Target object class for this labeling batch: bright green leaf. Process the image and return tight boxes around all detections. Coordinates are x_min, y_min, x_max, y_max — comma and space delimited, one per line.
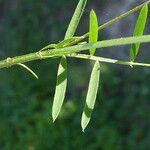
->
52, 56, 67, 122
130, 4, 148, 61
81, 61, 100, 132
89, 10, 99, 55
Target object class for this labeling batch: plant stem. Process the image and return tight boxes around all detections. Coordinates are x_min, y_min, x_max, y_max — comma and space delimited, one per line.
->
0, 35, 150, 69
69, 54, 150, 67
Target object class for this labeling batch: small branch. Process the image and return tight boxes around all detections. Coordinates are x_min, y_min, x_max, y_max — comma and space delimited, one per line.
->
69, 54, 150, 67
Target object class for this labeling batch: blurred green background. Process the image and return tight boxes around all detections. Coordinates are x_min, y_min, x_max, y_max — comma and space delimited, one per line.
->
0, 0, 150, 150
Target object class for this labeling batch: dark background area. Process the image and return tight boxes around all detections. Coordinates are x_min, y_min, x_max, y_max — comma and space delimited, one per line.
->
0, 0, 150, 150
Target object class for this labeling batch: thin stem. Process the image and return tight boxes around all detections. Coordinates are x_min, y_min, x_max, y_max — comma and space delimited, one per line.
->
69, 54, 150, 67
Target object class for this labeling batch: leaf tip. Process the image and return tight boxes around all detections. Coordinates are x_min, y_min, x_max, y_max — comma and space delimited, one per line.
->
53, 119, 56, 123
90, 9, 95, 14
81, 114, 88, 133
52, 114, 57, 123
81, 122, 86, 132
82, 128, 85, 132
35, 75, 39, 79
52, 108, 58, 123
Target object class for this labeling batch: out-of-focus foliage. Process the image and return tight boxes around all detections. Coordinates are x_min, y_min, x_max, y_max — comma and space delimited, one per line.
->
0, 0, 150, 150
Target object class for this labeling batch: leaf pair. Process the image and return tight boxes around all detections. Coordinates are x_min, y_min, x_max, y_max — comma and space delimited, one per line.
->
130, 4, 148, 62
81, 10, 100, 132
52, 0, 87, 122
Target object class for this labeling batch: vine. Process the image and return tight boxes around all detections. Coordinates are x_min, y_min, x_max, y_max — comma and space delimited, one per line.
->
0, 0, 150, 131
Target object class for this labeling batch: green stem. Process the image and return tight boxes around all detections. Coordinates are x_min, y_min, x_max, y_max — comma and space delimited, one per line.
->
0, 35, 150, 69
69, 54, 150, 67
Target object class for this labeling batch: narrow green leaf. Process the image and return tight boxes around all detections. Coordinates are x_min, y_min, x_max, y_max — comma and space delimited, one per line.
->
130, 4, 148, 61
89, 10, 99, 55
65, 0, 87, 39
81, 61, 100, 132
52, 0, 88, 121
52, 56, 67, 122
18, 63, 39, 79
